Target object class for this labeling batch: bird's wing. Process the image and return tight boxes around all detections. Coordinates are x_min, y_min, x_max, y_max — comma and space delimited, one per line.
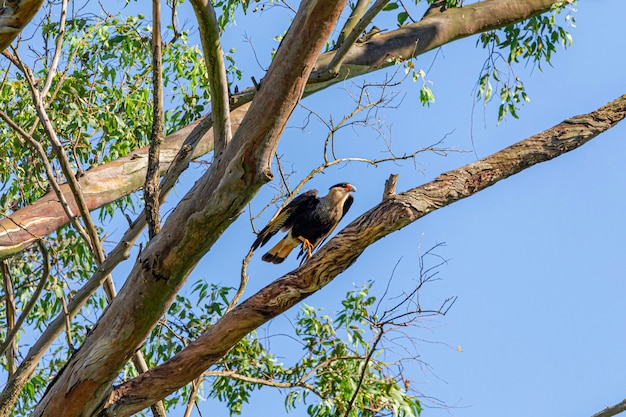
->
341, 194, 354, 220
251, 189, 318, 250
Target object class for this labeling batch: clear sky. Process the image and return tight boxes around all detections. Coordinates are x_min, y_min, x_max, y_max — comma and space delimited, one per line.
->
17, 0, 623, 416
147, 1, 626, 416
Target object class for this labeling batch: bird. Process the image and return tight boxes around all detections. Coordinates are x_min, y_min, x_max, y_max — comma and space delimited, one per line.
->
252, 183, 357, 264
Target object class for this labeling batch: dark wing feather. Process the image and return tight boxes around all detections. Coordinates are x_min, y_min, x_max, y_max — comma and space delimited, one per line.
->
251, 189, 318, 250
341, 194, 354, 220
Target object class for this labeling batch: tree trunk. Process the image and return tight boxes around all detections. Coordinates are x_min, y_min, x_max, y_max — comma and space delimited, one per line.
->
29, 0, 349, 415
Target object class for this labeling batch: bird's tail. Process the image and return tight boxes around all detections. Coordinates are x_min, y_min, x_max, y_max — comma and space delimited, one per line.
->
262, 234, 299, 264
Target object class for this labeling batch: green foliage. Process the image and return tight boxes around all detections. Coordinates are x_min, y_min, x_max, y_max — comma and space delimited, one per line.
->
476, 2, 575, 122
213, 0, 262, 30
286, 284, 421, 417
383, 0, 463, 27
1, 230, 97, 416
134, 282, 420, 416
0, 9, 211, 412
153, 283, 421, 416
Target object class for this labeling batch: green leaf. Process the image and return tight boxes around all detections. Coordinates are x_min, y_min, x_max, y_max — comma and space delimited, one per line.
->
397, 11, 409, 25
383, 2, 399, 10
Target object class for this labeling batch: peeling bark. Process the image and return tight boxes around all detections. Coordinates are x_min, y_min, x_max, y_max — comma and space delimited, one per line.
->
103, 93, 626, 415
0, 0, 45, 51
0, 0, 566, 259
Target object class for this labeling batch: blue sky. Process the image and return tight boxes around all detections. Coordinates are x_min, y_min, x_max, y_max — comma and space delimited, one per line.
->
151, 1, 626, 416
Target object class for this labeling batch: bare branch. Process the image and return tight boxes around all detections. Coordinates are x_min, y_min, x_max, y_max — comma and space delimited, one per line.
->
319, 0, 390, 80
343, 325, 385, 417
182, 377, 202, 417
382, 174, 399, 200
336, 0, 371, 47
18, 52, 105, 264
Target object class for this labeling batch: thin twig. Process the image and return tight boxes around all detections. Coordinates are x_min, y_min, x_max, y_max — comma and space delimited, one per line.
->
58, 291, 74, 352
228, 249, 253, 312
0, 241, 50, 358
343, 325, 384, 417
183, 377, 202, 417
1, 260, 16, 377
41, 0, 69, 96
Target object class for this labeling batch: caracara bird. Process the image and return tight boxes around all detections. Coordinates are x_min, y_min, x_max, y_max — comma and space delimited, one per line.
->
252, 183, 357, 264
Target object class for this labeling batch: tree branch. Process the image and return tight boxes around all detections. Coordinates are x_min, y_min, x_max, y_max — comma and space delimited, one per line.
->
318, 0, 389, 80
105, 93, 626, 415
41, 0, 68, 97
336, 0, 371, 47
145, 0, 165, 239
0, 0, 46, 51
591, 399, 626, 417
190, 0, 232, 155
0, 108, 221, 417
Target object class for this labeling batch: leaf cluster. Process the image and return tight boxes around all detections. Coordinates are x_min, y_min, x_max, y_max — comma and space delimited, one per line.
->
476, 3, 575, 122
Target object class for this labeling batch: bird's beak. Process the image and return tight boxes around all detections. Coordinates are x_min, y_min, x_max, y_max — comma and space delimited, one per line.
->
347, 184, 356, 192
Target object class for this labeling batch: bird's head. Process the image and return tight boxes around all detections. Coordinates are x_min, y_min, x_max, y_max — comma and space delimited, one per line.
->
330, 183, 357, 193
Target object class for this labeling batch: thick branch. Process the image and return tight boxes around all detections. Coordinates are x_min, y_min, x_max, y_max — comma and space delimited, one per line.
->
105, 94, 626, 414
0, 0, 45, 51
336, 0, 371, 47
